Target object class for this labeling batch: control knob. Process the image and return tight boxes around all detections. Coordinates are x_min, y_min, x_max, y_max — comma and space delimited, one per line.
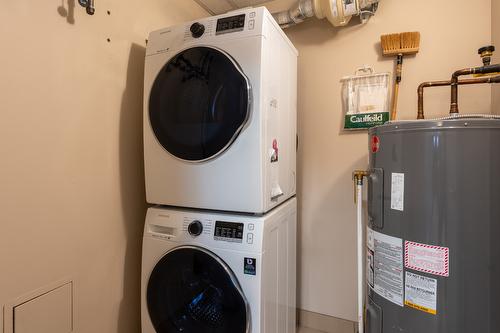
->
188, 220, 203, 236
190, 22, 205, 38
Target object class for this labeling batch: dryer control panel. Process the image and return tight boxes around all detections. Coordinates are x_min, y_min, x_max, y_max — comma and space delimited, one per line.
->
145, 7, 271, 57
216, 14, 246, 35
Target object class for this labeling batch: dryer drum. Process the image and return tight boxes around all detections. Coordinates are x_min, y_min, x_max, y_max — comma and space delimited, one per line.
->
147, 246, 249, 332
149, 46, 251, 162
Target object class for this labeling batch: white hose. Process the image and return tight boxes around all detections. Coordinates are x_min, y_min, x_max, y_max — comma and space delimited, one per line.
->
356, 183, 364, 333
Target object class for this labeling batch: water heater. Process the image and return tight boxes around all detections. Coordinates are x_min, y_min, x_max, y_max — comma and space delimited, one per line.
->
365, 118, 500, 332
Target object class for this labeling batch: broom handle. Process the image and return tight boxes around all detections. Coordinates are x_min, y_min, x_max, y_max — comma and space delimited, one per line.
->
391, 54, 404, 120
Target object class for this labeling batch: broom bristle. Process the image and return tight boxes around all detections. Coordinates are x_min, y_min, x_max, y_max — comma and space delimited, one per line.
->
381, 33, 401, 52
381, 31, 420, 56
401, 32, 420, 49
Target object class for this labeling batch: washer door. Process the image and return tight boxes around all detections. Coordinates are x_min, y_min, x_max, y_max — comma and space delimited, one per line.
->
149, 46, 251, 162
147, 246, 249, 333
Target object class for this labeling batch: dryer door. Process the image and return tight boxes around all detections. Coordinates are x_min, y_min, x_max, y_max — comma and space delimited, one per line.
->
147, 246, 249, 333
149, 46, 251, 162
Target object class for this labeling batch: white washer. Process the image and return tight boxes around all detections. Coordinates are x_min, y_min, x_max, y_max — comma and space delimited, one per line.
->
141, 198, 297, 333
144, 7, 298, 214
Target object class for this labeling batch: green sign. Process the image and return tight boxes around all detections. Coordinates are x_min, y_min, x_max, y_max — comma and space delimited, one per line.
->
344, 112, 390, 129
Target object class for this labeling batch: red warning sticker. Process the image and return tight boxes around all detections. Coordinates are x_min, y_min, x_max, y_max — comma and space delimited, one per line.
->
271, 139, 279, 162
371, 136, 380, 153
405, 241, 449, 277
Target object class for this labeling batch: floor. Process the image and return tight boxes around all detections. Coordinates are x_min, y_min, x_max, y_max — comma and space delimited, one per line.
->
296, 310, 356, 333
298, 327, 323, 333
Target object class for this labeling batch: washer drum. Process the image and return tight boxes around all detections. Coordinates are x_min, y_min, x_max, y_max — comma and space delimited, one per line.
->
366, 118, 500, 333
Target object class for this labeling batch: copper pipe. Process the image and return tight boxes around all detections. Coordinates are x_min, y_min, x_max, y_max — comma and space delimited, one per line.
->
418, 80, 450, 119
450, 64, 500, 114
417, 77, 499, 119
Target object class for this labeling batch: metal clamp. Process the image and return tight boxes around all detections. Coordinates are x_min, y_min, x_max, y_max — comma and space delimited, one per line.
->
78, 0, 95, 15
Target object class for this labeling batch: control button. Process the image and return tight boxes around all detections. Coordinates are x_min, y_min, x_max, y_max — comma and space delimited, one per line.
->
250, 12, 256, 18
190, 22, 205, 38
249, 19, 255, 30
188, 220, 203, 236
247, 233, 254, 244
248, 224, 255, 231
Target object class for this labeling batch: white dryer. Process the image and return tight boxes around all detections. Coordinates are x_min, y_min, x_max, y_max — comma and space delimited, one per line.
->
143, 7, 298, 214
141, 198, 297, 333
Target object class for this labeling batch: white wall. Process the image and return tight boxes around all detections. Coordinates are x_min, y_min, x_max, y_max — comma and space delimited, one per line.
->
266, 0, 492, 321
0, 1, 207, 331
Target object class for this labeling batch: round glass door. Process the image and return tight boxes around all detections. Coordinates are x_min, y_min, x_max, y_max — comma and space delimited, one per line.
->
149, 47, 250, 162
147, 246, 249, 332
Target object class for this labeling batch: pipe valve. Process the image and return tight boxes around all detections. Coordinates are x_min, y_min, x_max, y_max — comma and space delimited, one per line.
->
479, 45, 495, 66
353, 170, 370, 203
78, 0, 95, 15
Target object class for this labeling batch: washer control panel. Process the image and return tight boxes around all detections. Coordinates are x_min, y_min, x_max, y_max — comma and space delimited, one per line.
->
214, 221, 244, 243
182, 217, 213, 237
147, 208, 263, 250
188, 220, 203, 236
190, 22, 205, 38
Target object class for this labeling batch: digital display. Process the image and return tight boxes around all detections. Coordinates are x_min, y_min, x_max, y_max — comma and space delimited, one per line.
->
214, 221, 244, 242
216, 14, 246, 35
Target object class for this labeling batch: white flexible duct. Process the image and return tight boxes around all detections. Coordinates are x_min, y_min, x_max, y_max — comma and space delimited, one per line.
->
273, 0, 379, 28
272, 0, 315, 28
359, 0, 379, 8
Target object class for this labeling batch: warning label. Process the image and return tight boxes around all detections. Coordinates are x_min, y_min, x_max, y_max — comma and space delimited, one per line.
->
367, 227, 374, 251
405, 271, 437, 315
367, 249, 374, 288
391, 173, 405, 211
371, 229, 404, 306
405, 241, 450, 277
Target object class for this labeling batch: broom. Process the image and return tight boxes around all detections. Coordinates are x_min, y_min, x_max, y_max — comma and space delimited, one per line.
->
381, 32, 421, 120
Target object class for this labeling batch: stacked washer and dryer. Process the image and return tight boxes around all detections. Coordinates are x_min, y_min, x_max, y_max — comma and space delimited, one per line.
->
141, 7, 298, 333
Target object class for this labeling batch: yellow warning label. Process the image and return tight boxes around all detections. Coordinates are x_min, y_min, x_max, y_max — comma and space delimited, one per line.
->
404, 271, 438, 315
404, 300, 437, 315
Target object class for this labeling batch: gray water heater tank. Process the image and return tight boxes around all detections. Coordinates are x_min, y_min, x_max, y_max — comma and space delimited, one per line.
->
366, 118, 500, 333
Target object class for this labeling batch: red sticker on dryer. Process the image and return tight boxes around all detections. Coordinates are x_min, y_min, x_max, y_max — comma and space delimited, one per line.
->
271, 139, 279, 162
371, 136, 380, 153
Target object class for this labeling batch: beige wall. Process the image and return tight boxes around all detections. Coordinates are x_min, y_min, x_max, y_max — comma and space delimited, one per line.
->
0, 0, 206, 331
0, 0, 495, 329
493, 0, 500, 114
266, 0, 492, 321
